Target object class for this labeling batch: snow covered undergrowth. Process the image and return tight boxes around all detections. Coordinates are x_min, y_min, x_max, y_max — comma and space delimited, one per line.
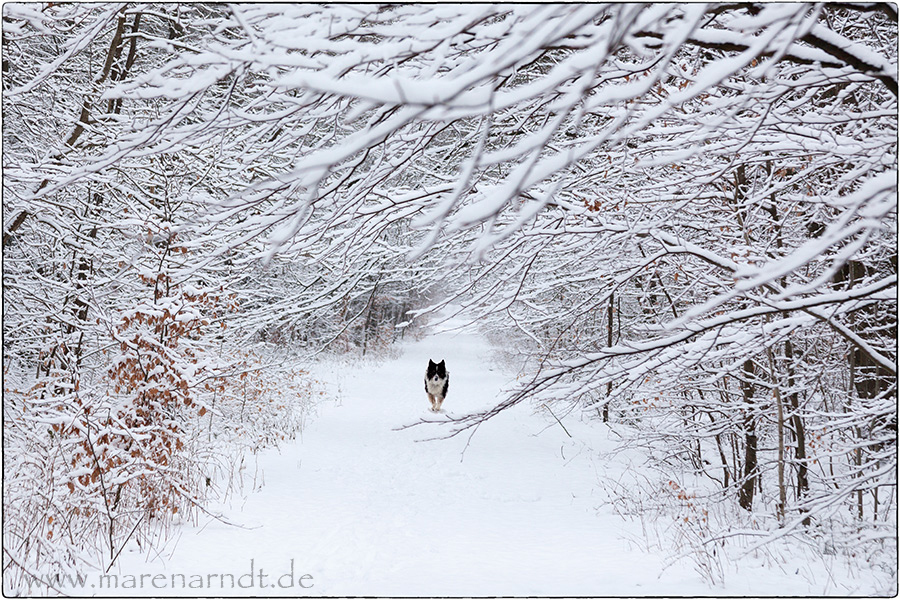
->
59, 316, 889, 596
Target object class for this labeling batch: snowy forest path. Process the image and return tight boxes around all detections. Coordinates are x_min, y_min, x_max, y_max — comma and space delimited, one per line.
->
102, 316, 864, 597
109, 315, 691, 596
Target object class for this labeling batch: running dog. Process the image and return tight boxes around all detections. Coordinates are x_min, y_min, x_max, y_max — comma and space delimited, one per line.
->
425, 359, 449, 412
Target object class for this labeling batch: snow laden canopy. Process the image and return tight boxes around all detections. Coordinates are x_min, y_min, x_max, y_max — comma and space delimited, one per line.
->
2, 2, 896, 588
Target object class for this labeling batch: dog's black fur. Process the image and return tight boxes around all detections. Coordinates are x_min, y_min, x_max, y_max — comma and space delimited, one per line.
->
425, 359, 449, 411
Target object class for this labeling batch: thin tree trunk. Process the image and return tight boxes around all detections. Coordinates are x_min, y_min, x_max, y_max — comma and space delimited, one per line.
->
361, 278, 380, 357
738, 359, 758, 512
784, 338, 810, 523
700, 395, 731, 488
764, 343, 786, 523
603, 292, 613, 422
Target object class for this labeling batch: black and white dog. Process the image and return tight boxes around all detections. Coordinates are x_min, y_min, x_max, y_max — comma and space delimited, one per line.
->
425, 359, 449, 412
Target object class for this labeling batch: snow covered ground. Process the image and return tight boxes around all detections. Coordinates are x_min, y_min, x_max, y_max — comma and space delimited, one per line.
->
64, 315, 887, 596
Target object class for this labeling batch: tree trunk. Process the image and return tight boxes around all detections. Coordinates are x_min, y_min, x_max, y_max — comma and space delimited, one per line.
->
738, 359, 758, 511
765, 344, 787, 523
784, 338, 810, 523
603, 292, 613, 422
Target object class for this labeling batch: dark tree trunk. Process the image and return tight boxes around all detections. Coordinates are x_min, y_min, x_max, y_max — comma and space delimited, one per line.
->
603, 292, 613, 422
784, 339, 810, 512
739, 359, 758, 511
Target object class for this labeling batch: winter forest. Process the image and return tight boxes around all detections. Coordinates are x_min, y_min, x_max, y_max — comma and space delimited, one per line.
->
2, 3, 897, 596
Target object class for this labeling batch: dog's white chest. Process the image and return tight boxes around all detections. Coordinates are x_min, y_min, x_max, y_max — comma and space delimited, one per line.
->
425, 376, 447, 396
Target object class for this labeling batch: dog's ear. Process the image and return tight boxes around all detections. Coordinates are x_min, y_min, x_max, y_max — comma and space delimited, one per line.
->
428, 359, 435, 367
438, 360, 445, 368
